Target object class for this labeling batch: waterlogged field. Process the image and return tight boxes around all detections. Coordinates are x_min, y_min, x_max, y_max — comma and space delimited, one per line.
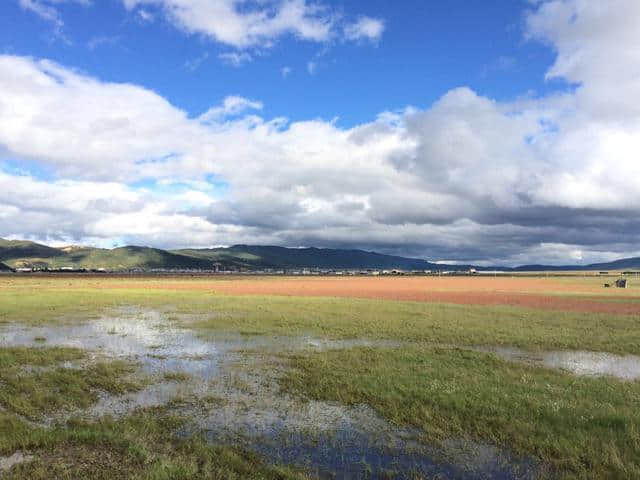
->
0, 275, 639, 479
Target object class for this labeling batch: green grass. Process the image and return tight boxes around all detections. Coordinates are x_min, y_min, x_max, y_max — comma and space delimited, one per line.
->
0, 347, 141, 419
2, 283, 639, 353
282, 346, 640, 479
162, 372, 191, 382
188, 295, 640, 354
0, 409, 307, 480
0, 346, 85, 367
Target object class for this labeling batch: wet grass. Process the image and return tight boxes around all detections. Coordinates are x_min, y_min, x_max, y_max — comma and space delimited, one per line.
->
1, 278, 639, 354
0, 346, 85, 367
0, 345, 307, 478
162, 372, 191, 382
2, 277, 640, 478
188, 296, 640, 354
0, 347, 141, 420
282, 346, 640, 479
0, 408, 308, 479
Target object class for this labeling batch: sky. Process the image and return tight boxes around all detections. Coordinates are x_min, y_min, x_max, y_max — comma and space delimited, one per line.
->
0, 0, 639, 266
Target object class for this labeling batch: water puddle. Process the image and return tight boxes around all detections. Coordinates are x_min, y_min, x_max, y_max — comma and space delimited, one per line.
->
478, 346, 640, 380
189, 355, 539, 479
0, 309, 542, 479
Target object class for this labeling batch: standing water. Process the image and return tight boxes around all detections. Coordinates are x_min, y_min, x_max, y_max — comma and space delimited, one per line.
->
0, 309, 543, 479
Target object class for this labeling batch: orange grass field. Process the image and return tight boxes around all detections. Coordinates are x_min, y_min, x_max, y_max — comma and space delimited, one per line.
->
17, 274, 638, 316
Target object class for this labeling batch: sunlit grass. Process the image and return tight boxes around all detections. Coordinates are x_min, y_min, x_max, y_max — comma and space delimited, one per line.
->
1, 276, 640, 479
1, 279, 639, 353
0, 347, 141, 420
283, 346, 640, 479
0, 409, 308, 479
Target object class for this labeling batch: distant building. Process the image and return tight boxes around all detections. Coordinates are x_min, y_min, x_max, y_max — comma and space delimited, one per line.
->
615, 279, 628, 288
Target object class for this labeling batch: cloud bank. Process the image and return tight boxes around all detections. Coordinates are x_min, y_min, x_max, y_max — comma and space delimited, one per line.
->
2, 0, 640, 265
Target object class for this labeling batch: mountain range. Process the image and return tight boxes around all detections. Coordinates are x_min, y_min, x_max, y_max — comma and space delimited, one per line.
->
0, 238, 639, 273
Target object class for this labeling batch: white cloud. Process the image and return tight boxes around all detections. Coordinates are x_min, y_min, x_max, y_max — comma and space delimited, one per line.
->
2, 0, 640, 263
122, 0, 334, 48
344, 16, 385, 42
281, 66, 292, 78
198, 95, 263, 122
120, 0, 384, 49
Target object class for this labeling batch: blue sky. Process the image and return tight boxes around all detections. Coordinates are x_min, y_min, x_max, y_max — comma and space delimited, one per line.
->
1, 0, 561, 125
1, 0, 639, 265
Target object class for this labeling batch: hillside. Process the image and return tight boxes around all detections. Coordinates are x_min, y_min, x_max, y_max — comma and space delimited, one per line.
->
174, 245, 443, 270
0, 239, 64, 262
0, 239, 218, 271
0, 262, 13, 272
41, 246, 216, 270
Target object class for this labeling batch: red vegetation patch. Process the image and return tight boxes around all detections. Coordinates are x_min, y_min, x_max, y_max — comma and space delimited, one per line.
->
107, 276, 640, 315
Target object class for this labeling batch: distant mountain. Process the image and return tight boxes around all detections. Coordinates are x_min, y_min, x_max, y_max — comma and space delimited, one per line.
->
174, 245, 445, 270
1, 238, 639, 272
584, 257, 640, 271
514, 257, 640, 272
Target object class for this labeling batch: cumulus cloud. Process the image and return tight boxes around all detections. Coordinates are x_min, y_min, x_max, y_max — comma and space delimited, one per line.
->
2, 0, 640, 264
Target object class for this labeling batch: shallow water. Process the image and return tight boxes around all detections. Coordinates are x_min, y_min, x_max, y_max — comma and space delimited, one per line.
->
0, 309, 542, 479
479, 346, 640, 380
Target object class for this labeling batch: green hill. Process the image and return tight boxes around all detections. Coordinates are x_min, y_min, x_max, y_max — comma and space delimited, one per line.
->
0, 239, 218, 271
42, 246, 216, 270
0, 239, 64, 263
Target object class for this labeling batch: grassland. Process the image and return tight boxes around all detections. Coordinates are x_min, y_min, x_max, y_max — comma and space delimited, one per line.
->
2, 277, 639, 354
283, 346, 640, 479
0, 275, 639, 479
0, 346, 140, 420
1, 410, 306, 479
0, 343, 305, 479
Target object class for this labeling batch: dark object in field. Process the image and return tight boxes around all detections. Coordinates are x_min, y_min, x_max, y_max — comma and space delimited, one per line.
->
604, 283, 611, 288
615, 279, 628, 288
